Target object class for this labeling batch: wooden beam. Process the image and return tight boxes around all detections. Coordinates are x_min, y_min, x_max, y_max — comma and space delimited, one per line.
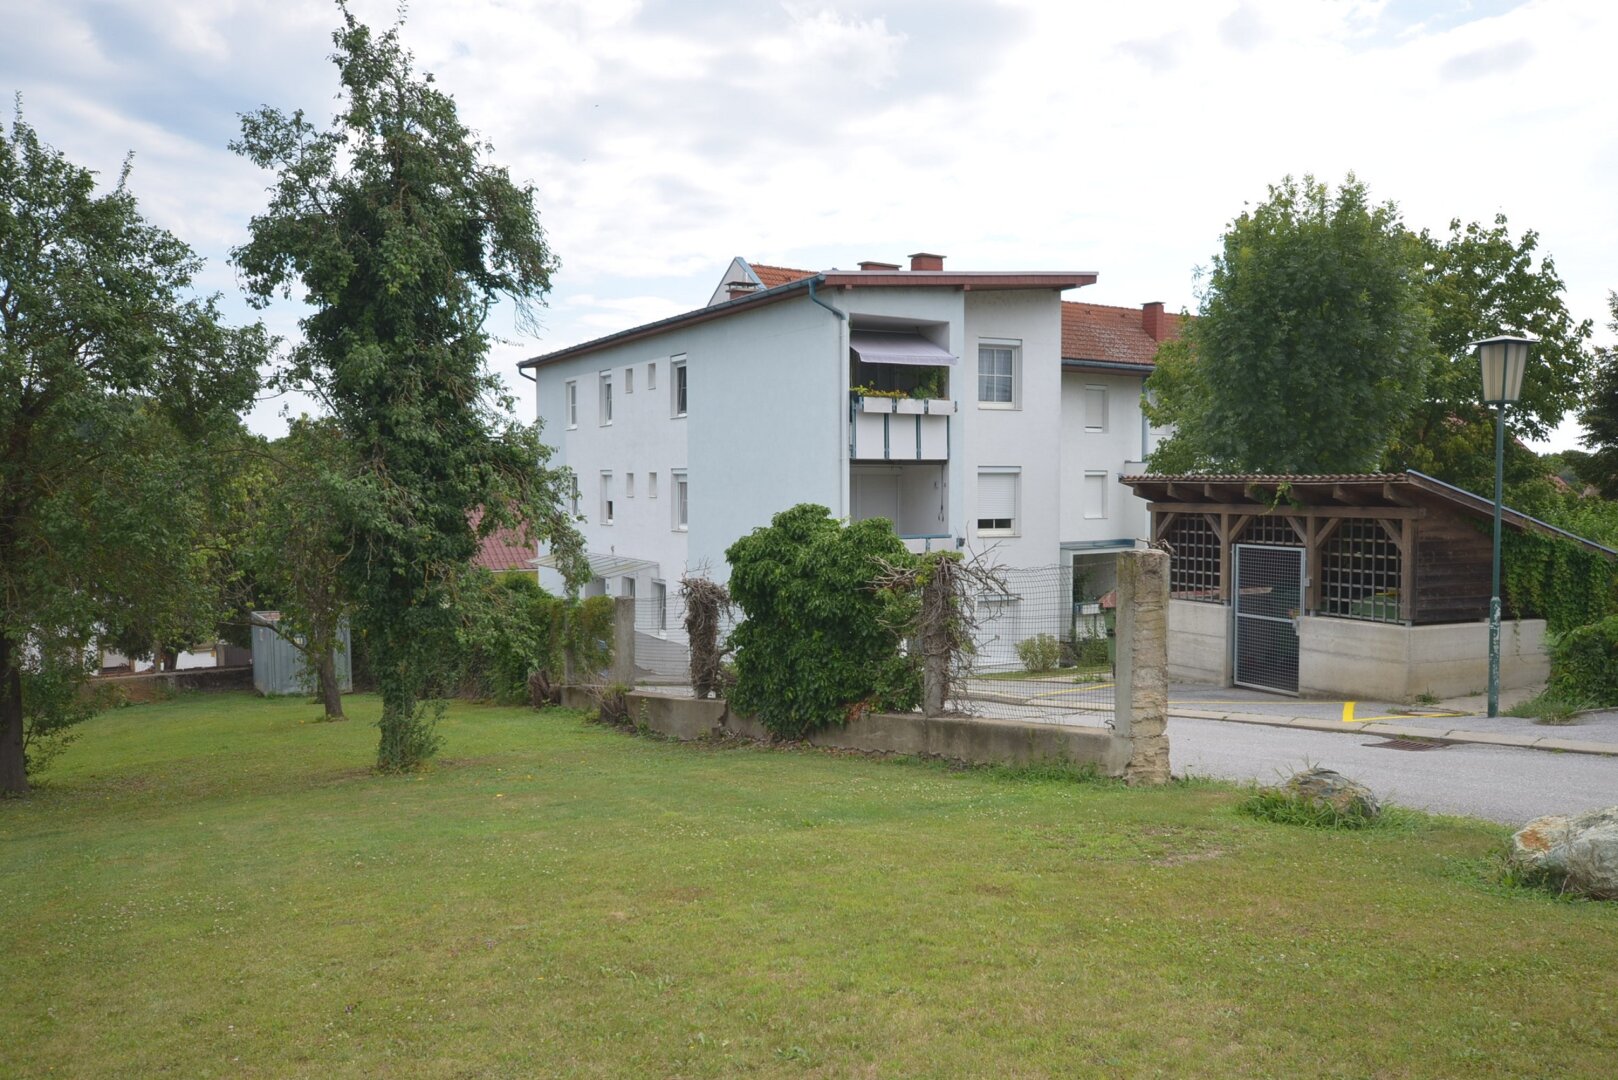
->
1146, 502, 1425, 520
1217, 513, 1231, 603
1153, 511, 1179, 542
1400, 518, 1416, 624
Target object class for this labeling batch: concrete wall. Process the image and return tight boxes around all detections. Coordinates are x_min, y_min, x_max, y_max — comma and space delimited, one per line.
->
1168, 599, 1230, 684
1298, 616, 1549, 700
577, 689, 1132, 774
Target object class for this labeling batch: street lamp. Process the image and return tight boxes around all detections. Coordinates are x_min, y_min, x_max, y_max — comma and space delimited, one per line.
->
1475, 334, 1535, 718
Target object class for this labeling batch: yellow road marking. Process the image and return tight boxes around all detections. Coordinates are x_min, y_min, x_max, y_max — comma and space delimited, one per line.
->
1342, 701, 1357, 723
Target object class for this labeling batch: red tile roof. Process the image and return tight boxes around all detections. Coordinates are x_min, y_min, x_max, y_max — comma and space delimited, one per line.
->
1061, 302, 1185, 367
749, 263, 816, 289
470, 509, 537, 574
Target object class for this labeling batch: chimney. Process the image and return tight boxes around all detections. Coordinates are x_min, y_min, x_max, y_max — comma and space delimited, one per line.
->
727, 282, 760, 301
908, 252, 945, 272
858, 260, 901, 271
1142, 301, 1166, 341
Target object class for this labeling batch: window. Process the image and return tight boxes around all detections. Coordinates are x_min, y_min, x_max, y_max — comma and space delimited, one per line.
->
1083, 471, 1108, 519
672, 470, 689, 531
977, 342, 1018, 407
625, 366, 634, 394
599, 372, 613, 425
672, 358, 688, 417
648, 471, 658, 498
976, 469, 1018, 534
565, 380, 578, 428
600, 471, 614, 524
626, 472, 636, 498
652, 580, 668, 631
1084, 385, 1107, 433
622, 576, 636, 598
648, 362, 657, 390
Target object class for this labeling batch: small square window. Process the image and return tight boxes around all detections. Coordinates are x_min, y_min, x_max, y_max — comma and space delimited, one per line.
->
648, 362, 657, 390
625, 366, 634, 394
648, 471, 658, 498
626, 472, 636, 498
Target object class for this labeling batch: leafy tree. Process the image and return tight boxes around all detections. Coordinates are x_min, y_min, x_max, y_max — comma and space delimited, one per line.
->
1, 107, 265, 794
1146, 175, 1433, 473
1577, 292, 1618, 498
231, 9, 585, 771
725, 504, 920, 738
241, 418, 354, 719
1384, 216, 1594, 492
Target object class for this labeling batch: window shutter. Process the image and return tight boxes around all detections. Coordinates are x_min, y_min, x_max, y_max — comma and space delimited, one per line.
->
978, 471, 1017, 521
1085, 386, 1106, 431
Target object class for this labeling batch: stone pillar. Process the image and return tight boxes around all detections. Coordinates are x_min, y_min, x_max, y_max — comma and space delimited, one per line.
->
1116, 549, 1170, 786
609, 596, 636, 687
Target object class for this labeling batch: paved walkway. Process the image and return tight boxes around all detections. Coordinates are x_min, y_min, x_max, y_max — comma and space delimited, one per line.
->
1166, 682, 1618, 757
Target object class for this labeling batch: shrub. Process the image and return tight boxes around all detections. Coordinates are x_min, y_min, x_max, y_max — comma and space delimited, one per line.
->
1546, 615, 1618, 708
1016, 633, 1061, 674
1238, 787, 1382, 830
726, 504, 920, 738
455, 574, 615, 703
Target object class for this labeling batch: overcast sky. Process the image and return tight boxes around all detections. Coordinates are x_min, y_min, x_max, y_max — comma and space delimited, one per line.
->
6, 0, 1615, 450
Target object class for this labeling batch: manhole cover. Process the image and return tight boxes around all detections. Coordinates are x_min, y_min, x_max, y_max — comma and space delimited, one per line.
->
1364, 738, 1449, 751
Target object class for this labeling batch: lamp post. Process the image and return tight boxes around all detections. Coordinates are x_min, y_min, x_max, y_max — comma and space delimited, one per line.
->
1475, 334, 1535, 718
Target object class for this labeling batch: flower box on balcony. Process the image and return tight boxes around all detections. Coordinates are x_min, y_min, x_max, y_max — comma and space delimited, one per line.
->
859, 396, 895, 414
895, 398, 926, 415
923, 399, 956, 415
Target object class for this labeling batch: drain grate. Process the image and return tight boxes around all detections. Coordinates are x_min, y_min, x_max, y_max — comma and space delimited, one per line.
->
1365, 738, 1449, 752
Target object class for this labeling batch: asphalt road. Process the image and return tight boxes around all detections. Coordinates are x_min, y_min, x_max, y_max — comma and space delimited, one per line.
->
1170, 717, 1618, 825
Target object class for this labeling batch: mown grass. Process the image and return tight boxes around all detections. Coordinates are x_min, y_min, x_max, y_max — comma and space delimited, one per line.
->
4, 692, 1617, 1078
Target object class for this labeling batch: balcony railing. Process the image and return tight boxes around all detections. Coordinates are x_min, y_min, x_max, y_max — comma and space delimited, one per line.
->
850, 394, 955, 461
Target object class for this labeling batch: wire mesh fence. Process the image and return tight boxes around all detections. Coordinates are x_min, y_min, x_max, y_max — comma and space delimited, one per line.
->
626, 561, 1120, 728
953, 564, 1116, 728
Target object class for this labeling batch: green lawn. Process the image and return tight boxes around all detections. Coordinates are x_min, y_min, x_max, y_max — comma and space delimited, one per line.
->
4, 693, 1616, 1078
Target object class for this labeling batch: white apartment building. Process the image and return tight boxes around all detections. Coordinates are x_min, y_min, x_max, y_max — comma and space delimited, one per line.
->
519, 253, 1181, 624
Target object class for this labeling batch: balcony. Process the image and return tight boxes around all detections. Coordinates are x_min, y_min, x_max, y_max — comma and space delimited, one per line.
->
850, 394, 955, 461
851, 461, 948, 544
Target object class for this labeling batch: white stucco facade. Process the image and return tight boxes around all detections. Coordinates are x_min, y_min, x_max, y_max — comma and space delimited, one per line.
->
527, 265, 1155, 600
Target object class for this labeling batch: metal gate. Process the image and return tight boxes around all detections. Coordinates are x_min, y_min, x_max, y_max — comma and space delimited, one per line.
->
1233, 544, 1304, 694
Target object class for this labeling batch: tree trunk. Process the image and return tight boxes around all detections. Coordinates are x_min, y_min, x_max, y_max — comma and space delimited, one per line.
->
317, 649, 345, 720
0, 634, 29, 797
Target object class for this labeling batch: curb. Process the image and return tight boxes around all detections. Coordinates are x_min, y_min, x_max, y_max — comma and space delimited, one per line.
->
1168, 707, 1618, 758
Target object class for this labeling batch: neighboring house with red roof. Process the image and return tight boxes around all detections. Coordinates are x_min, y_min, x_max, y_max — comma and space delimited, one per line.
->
520, 252, 1183, 660
470, 508, 539, 580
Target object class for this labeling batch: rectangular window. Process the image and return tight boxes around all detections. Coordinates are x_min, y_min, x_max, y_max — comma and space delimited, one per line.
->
978, 342, 1018, 407
976, 468, 1018, 535
672, 470, 689, 531
648, 362, 657, 390
652, 580, 667, 631
672, 358, 688, 417
625, 366, 634, 394
1084, 385, 1107, 433
1083, 471, 1108, 519
626, 472, 636, 498
565, 380, 578, 429
600, 471, 614, 525
599, 372, 613, 425
648, 471, 658, 498
622, 576, 636, 598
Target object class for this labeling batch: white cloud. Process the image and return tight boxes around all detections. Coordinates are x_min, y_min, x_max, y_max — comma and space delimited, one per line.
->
5, 0, 1613, 452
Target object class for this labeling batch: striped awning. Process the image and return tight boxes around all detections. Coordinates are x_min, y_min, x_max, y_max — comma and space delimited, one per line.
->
850, 331, 957, 366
